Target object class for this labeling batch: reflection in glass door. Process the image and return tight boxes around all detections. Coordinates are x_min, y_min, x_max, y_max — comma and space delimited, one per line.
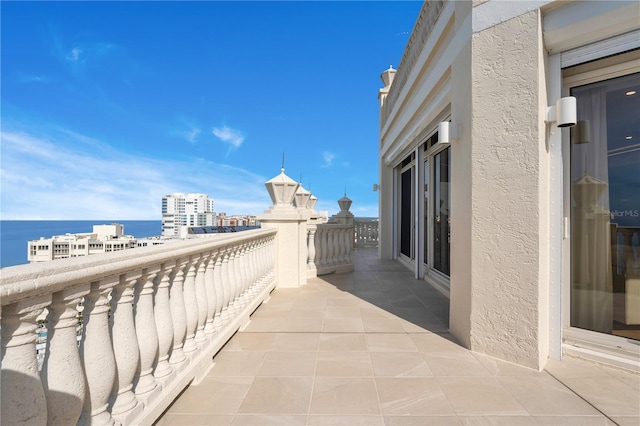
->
570, 71, 639, 341
424, 159, 429, 267
434, 148, 450, 275
399, 154, 415, 260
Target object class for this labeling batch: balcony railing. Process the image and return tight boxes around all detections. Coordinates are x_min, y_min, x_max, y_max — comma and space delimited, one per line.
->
307, 223, 354, 276
1, 228, 277, 426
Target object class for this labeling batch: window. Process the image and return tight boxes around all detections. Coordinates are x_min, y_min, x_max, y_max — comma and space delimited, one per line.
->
567, 62, 639, 341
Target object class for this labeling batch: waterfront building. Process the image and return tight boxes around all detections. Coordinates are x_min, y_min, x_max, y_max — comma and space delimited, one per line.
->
161, 193, 216, 238
378, 0, 639, 371
28, 223, 138, 262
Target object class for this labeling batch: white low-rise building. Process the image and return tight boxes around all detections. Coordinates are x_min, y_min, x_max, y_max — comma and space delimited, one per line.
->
28, 223, 138, 262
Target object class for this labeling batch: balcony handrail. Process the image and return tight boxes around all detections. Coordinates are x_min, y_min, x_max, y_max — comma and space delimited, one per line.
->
1, 229, 275, 306
1, 228, 277, 426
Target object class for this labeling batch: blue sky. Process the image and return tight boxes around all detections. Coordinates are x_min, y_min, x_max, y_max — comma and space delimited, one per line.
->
1, 1, 421, 220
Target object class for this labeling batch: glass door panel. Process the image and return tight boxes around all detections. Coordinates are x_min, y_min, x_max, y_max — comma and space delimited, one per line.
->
433, 147, 450, 275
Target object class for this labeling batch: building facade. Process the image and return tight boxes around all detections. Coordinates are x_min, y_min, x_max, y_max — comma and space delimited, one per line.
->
162, 193, 216, 238
28, 223, 137, 262
378, 0, 639, 371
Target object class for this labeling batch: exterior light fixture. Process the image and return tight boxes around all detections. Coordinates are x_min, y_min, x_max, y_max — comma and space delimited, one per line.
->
437, 121, 460, 144
546, 96, 577, 128
626, 91, 636, 96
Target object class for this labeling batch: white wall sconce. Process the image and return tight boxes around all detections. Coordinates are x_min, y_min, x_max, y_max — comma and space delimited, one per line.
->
438, 121, 461, 144
546, 96, 577, 128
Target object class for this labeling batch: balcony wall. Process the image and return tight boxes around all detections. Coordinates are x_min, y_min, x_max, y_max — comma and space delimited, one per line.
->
1, 228, 277, 426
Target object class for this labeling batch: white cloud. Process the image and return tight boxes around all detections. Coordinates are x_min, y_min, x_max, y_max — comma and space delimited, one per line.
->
0, 129, 270, 220
322, 151, 336, 168
212, 125, 244, 150
66, 48, 82, 62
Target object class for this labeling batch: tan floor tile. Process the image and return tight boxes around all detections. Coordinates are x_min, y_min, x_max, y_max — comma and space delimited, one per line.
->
164, 376, 253, 414
319, 333, 368, 351
249, 306, 290, 318
438, 377, 529, 415
458, 416, 538, 425
257, 351, 318, 376
238, 377, 314, 414
498, 375, 601, 416
376, 377, 454, 415
472, 353, 544, 377
221, 333, 277, 351
280, 317, 324, 332
544, 358, 615, 378
241, 317, 285, 332
531, 416, 613, 425
326, 297, 361, 308
423, 352, 492, 377
561, 377, 640, 416
271, 333, 320, 351
322, 318, 365, 332
316, 351, 373, 377
310, 377, 381, 415
307, 415, 385, 425
360, 307, 395, 319
410, 333, 467, 354
287, 308, 325, 319
384, 416, 461, 425
370, 351, 433, 377
292, 298, 327, 310
209, 351, 266, 377
610, 416, 640, 426
231, 414, 308, 425
156, 414, 235, 425
362, 317, 406, 333
365, 333, 419, 352
324, 307, 361, 319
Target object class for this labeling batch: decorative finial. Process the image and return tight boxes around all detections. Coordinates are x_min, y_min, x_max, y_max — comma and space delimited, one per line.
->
344, 186, 347, 196
281, 152, 285, 173
299, 172, 302, 184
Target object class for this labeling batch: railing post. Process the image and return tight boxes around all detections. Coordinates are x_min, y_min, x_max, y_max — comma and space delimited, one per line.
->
42, 286, 88, 425
1, 296, 50, 426
133, 268, 160, 403
204, 251, 218, 336
182, 257, 198, 354
109, 272, 142, 423
80, 279, 117, 426
194, 254, 208, 345
154, 262, 175, 381
169, 258, 188, 368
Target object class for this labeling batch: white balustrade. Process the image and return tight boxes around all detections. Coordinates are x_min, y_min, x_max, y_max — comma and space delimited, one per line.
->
1, 228, 277, 426
308, 224, 354, 277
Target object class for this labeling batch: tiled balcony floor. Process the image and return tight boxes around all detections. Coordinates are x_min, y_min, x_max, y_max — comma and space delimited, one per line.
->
157, 249, 640, 426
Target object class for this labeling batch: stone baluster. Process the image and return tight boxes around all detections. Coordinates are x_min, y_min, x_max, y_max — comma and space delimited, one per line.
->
42, 286, 88, 425
219, 248, 232, 325
133, 268, 159, 399
169, 258, 188, 367
182, 257, 198, 354
80, 280, 117, 426
212, 251, 225, 331
154, 262, 175, 380
256, 238, 267, 287
1, 296, 50, 425
327, 229, 335, 266
233, 244, 246, 308
307, 227, 317, 271
339, 228, 347, 263
320, 229, 328, 267
227, 247, 239, 316
204, 251, 218, 336
239, 243, 251, 304
109, 272, 141, 423
194, 254, 208, 345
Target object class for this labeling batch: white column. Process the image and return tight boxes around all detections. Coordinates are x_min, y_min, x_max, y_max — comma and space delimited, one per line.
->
169, 258, 188, 367
133, 268, 159, 398
182, 257, 198, 354
42, 286, 88, 425
204, 251, 218, 336
154, 262, 175, 380
1, 296, 50, 426
109, 272, 141, 422
194, 254, 208, 345
80, 280, 117, 426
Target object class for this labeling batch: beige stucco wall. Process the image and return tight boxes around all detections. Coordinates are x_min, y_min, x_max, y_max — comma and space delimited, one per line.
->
459, 8, 548, 370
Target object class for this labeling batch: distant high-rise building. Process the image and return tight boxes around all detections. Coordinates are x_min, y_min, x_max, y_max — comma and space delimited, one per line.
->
162, 193, 215, 238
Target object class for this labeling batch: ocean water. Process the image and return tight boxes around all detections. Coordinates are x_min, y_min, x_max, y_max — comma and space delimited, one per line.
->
0, 220, 162, 268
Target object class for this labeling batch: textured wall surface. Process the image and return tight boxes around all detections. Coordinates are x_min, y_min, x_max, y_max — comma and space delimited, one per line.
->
467, 9, 546, 369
